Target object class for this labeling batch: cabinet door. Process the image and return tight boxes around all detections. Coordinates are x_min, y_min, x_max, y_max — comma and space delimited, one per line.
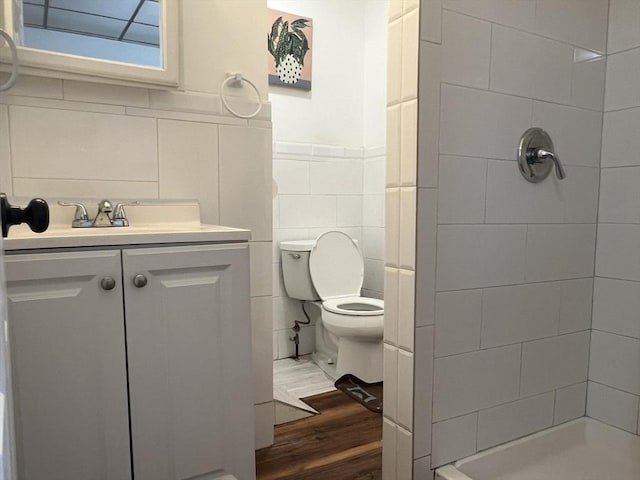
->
4, 250, 131, 480
123, 243, 254, 480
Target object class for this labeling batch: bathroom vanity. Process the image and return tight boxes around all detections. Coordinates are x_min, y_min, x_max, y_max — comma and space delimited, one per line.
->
2, 203, 255, 480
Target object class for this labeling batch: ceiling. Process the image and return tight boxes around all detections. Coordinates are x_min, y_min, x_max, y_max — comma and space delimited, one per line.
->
22, 0, 160, 47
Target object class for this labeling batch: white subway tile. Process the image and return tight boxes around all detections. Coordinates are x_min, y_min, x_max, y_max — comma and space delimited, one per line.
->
390, 0, 403, 21
396, 426, 413, 480
524, 224, 596, 282
558, 278, 593, 335
388, 19, 403, 105
148, 90, 223, 115
608, 0, 640, 54
440, 85, 532, 161
0, 105, 11, 195
363, 195, 385, 228
436, 225, 527, 291
435, 290, 482, 357
477, 392, 554, 450
432, 413, 477, 467
433, 345, 521, 421
251, 297, 273, 405
273, 160, 309, 195
219, 126, 272, 240
364, 158, 386, 195
441, 11, 491, 89
309, 161, 363, 195
443, 0, 535, 31
10, 75, 63, 99
534, 0, 608, 53
532, 101, 603, 168
590, 331, 640, 395
383, 419, 398, 480
385, 345, 400, 422
491, 26, 573, 104
587, 382, 640, 433
158, 120, 219, 225
571, 57, 606, 111
397, 350, 414, 431
363, 259, 385, 298
593, 277, 640, 339
13, 178, 158, 200
386, 188, 400, 267
554, 382, 587, 425
402, 10, 420, 101
398, 270, 416, 351
337, 196, 363, 227
599, 167, 640, 222
520, 331, 590, 396
481, 283, 560, 349
362, 226, 385, 260
10, 106, 157, 182
64, 80, 149, 107
415, 188, 437, 326
399, 187, 417, 270
413, 456, 432, 479
401, 100, 418, 186
596, 224, 640, 281
605, 50, 640, 111
486, 162, 599, 224
414, 326, 434, 458
418, 41, 441, 188
438, 156, 487, 224
388, 105, 402, 187
385, 268, 400, 345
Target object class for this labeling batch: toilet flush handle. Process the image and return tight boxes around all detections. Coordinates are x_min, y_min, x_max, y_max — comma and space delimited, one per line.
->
288, 253, 301, 260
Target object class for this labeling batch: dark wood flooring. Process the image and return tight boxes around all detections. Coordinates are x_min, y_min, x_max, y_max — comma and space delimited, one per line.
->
255, 390, 382, 480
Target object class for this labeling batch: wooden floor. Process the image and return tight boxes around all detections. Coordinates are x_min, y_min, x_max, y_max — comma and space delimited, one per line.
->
256, 390, 382, 480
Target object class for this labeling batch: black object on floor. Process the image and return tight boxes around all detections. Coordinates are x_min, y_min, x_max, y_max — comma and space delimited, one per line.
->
334, 374, 383, 414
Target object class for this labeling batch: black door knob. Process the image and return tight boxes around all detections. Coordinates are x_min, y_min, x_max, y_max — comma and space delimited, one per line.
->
1, 194, 50, 238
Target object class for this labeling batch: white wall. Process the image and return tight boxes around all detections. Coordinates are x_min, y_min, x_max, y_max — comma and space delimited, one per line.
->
0, 0, 275, 449
410, 0, 608, 474
269, 0, 387, 359
589, 0, 640, 437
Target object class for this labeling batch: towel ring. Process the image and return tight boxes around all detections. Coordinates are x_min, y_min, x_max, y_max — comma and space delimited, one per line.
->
220, 73, 263, 119
0, 29, 19, 92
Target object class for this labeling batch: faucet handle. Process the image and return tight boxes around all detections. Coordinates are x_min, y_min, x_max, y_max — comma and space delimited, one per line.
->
58, 201, 92, 228
112, 201, 139, 227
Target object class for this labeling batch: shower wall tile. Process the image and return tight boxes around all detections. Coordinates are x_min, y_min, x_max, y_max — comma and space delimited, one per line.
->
491, 25, 573, 104
383, 267, 400, 342
397, 350, 415, 430
571, 57, 606, 111
558, 278, 593, 335
593, 277, 640, 339
417, 41, 441, 189
388, 18, 403, 105
554, 382, 587, 425
434, 290, 482, 357
385, 345, 400, 422
402, 9, 420, 101
442, 0, 535, 31
534, 0, 608, 53
599, 167, 640, 223
386, 188, 401, 266
438, 155, 486, 224
520, 331, 590, 396
432, 413, 477, 467
383, 418, 399, 480
440, 85, 532, 160
596, 224, 640, 282
608, 0, 640, 54
398, 270, 416, 351
433, 344, 521, 421
602, 108, 640, 166
476, 392, 554, 450
415, 188, 437, 327
590, 331, 640, 395
399, 187, 417, 269
401, 100, 418, 186
387, 104, 402, 186
587, 382, 640, 434
414, 326, 434, 458
441, 11, 491, 89
396, 426, 414, 479
605, 49, 640, 111
420, 0, 441, 43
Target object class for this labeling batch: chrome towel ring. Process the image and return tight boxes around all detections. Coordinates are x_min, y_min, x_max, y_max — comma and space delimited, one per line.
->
220, 72, 263, 119
0, 29, 19, 92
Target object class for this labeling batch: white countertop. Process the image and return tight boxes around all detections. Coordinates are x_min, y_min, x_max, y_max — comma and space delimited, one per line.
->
3, 200, 251, 250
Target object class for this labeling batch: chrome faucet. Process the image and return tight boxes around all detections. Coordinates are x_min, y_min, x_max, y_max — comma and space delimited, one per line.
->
59, 200, 138, 228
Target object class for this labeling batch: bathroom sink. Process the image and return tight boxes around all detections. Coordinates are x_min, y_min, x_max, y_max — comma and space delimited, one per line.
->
4, 200, 250, 250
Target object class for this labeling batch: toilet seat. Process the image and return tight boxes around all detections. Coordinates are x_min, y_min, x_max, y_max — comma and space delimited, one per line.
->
322, 296, 383, 316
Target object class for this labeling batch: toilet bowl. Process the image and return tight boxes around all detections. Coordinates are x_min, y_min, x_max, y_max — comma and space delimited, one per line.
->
280, 231, 384, 383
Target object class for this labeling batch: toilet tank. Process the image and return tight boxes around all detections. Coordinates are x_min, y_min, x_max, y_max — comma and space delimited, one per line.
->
280, 240, 320, 301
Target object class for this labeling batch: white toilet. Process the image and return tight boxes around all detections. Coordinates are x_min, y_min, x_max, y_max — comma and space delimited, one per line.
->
280, 231, 384, 383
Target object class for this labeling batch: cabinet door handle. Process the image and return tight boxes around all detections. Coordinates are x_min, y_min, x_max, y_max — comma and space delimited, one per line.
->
100, 276, 116, 291
132, 274, 148, 288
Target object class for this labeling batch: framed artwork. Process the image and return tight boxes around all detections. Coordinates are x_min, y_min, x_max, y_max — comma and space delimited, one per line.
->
267, 9, 313, 90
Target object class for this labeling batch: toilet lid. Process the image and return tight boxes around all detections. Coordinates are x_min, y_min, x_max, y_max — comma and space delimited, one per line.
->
309, 231, 363, 300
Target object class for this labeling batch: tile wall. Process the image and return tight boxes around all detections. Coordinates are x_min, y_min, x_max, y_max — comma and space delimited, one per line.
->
415, 0, 608, 474
271, 143, 385, 359
590, 0, 640, 437
384, 0, 421, 478
0, 0, 275, 450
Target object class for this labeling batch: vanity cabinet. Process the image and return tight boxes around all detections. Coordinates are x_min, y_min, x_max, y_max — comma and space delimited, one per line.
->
4, 242, 254, 480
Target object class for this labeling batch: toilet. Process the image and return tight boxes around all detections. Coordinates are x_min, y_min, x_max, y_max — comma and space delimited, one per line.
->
280, 231, 384, 383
